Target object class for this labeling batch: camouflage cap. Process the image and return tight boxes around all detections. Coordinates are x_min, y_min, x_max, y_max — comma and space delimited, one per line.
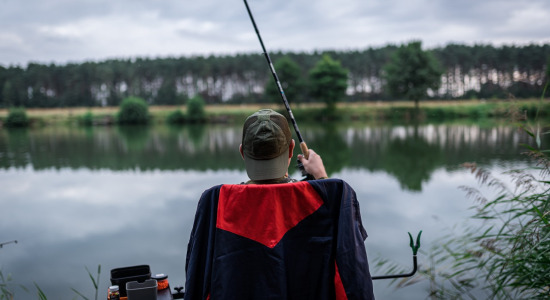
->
241, 109, 292, 180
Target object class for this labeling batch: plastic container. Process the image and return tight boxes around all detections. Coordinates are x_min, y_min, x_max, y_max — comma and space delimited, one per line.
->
108, 285, 120, 300
126, 279, 158, 300
110, 265, 151, 297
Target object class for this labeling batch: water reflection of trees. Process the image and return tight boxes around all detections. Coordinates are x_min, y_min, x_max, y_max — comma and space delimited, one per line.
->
0, 123, 537, 191
306, 123, 534, 191
306, 123, 351, 175
382, 128, 443, 191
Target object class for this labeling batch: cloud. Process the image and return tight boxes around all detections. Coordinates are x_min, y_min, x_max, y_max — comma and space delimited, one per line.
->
0, 0, 549, 66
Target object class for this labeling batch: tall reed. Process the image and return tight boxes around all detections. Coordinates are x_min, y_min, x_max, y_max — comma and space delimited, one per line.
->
375, 89, 550, 299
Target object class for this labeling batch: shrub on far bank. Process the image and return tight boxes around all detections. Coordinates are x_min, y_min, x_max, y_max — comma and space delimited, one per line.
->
78, 111, 94, 126
166, 109, 186, 124
5, 107, 29, 127
117, 97, 149, 124
187, 95, 206, 123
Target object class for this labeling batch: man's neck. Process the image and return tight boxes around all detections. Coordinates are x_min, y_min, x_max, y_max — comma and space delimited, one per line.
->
244, 175, 296, 185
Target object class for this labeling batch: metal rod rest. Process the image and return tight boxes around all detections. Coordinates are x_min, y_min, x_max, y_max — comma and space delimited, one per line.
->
372, 255, 418, 280
372, 231, 422, 280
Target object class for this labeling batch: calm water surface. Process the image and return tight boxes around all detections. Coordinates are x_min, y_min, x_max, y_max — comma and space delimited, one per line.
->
0, 122, 539, 299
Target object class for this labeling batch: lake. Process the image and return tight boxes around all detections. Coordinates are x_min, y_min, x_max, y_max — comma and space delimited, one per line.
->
0, 121, 540, 299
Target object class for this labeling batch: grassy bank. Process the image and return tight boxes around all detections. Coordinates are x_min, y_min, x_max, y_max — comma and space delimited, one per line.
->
0, 99, 548, 126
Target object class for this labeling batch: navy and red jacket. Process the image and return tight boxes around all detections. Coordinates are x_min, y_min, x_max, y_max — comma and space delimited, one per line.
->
184, 178, 375, 300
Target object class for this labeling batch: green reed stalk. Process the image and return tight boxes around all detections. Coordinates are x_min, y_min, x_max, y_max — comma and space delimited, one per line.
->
72, 265, 101, 300
374, 98, 550, 299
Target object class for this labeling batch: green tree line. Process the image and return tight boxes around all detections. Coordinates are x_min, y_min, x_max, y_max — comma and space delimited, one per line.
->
1, 43, 548, 108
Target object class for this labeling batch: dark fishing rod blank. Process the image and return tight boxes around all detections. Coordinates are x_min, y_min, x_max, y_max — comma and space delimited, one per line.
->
243, 0, 310, 159
0, 240, 17, 248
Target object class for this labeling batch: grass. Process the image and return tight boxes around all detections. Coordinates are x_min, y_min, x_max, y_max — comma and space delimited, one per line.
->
373, 133, 550, 299
71, 265, 101, 300
0, 265, 101, 300
0, 99, 547, 127
372, 90, 550, 299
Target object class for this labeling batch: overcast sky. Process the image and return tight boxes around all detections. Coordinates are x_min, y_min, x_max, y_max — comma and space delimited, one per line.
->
1, 0, 550, 67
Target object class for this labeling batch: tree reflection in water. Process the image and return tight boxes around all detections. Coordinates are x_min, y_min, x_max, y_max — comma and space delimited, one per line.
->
381, 127, 443, 191
0, 122, 540, 191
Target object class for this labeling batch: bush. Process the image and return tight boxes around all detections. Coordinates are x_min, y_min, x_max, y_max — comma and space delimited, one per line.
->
79, 111, 94, 126
5, 107, 29, 127
166, 109, 186, 124
117, 97, 149, 124
187, 95, 206, 123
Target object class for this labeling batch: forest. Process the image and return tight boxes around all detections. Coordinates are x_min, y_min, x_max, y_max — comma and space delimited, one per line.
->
0, 43, 549, 108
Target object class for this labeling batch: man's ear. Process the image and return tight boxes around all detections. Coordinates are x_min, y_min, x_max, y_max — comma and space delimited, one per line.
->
288, 139, 295, 158
239, 144, 245, 160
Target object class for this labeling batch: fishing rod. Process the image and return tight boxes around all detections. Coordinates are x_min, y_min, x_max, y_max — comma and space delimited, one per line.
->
243, 0, 310, 161
243, 0, 421, 281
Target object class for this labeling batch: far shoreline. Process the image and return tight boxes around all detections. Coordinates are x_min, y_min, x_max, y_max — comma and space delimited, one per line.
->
0, 98, 548, 127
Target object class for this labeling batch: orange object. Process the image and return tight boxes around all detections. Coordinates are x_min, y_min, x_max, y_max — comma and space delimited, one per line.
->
157, 278, 169, 290
152, 273, 169, 290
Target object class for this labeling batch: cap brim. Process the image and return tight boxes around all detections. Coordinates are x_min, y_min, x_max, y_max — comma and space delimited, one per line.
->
243, 148, 289, 180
